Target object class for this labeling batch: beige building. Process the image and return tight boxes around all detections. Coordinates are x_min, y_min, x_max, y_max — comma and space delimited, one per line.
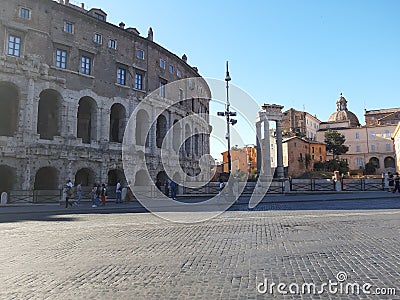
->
0, 0, 211, 197
392, 122, 400, 173
316, 94, 396, 174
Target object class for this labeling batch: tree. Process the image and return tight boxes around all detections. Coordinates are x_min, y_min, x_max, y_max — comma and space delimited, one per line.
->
324, 130, 349, 159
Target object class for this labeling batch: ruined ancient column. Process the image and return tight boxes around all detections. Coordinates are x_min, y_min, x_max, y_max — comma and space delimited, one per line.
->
275, 120, 284, 178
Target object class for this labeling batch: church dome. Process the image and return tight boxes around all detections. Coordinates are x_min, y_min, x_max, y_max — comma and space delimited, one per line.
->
328, 93, 360, 127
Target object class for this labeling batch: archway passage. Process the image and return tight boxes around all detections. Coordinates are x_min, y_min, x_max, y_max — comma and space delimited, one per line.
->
108, 169, 125, 186
34, 167, 59, 190
136, 109, 150, 146
369, 157, 380, 169
77, 97, 98, 144
134, 170, 150, 186
384, 156, 395, 169
75, 168, 96, 186
37, 89, 61, 140
156, 115, 167, 148
109, 104, 126, 143
172, 119, 181, 153
0, 82, 19, 137
0, 165, 15, 194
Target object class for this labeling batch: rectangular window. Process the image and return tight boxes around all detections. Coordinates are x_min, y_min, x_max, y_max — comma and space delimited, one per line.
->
94, 33, 102, 44
357, 158, 363, 166
385, 130, 390, 138
386, 144, 391, 152
169, 65, 174, 73
160, 79, 166, 97
20, 7, 31, 19
137, 49, 144, 60
95, 13, 105, 21
177, 69, 181, 78
108, 39, 116, 49
117, 67, 126, 85
160, 59, 165, 69
370, 131, 375, 138
81, 56, 91, 75
56, 49, 67, 69
179, 89, 184, 101
64, 21, 74, 33
371, 145, 376, 152
356, 145, 361, 152
8, 35, 21, 57
355, 132, 360, 139
135, 73, 143, 90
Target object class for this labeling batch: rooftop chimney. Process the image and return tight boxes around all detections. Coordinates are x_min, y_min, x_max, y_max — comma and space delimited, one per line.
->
119, 22, 125, 29
147, 27, 153, 41
81, 3, 84, 9
182, 54, 187, 62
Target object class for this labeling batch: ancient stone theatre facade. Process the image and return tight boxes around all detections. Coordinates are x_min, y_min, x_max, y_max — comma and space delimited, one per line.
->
0, 0, 211, 197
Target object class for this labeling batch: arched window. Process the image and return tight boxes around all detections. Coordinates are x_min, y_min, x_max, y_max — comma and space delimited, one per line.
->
156, 115, 167, 148
37, 89, 62, 140
77, 96, 98, 143
109, 104, 126, 143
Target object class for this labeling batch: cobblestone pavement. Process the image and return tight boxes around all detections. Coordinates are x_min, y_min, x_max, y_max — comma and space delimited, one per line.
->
0, 199, 399, 299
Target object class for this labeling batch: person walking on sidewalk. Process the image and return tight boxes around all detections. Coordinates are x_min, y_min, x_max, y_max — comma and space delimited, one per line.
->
101, 183, 107, 206
64, 180, 73, 208
91, 184, 97, 208
388, 173, 394, 192
76, 182, 82, 206
393, 173, 400, 193
115, 180, 122, 203
170, 180, 177, 200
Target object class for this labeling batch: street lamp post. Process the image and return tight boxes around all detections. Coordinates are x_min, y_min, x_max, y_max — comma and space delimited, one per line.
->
217, 61, 237, 175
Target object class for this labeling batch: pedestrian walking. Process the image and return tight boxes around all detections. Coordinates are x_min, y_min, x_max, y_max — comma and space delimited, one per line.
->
95, 183, 101, 205
170, 180, 177, 200
164, 180, 170, 197
218, 179, 225, 197
101, 183, 107, 205
91, 184, 97, 208
393, 173, 400, 193
64, 180, 73, 208
156, 179, 162, 191
388, 173, 394, 192
115, 180, 122, 203
76, 182, 82, 206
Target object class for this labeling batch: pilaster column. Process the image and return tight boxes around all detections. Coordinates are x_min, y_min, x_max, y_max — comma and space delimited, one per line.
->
276, 120, 284, 178
263, 120, 272, 177
256, 121, 262, 175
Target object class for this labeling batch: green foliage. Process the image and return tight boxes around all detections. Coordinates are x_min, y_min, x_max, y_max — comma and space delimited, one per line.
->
313, 161, 324, 171
325, 158, 349, 174
305, 154, 311, 169
324, 130, 349, 159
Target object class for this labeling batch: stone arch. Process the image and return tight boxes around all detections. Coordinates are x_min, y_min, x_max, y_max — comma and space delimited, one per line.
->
185, 124, 191, 156
34, 167, 59, 190
107, 169, 125, 186
109, 103, 126, 143
156, 114, 167, 148
37, 89, 62, 140
172, 119, 181, 153
0, 82, 19, 137
77, 96, 98, 144
0, 165, 16, 194
369, 157, 380, 169
156, 171, 168, 185
134, 170, 149, 186
384, 156, 395, 169
135, 109, 150, 146
75, 168, 96, 186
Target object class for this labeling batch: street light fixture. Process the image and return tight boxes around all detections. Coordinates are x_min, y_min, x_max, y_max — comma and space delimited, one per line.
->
217, 61, 237, 175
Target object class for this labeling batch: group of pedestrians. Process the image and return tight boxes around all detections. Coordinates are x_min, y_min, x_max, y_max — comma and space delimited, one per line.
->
156, 179, 177, 200
388, 172, 400, 193
64, 179, 124, 208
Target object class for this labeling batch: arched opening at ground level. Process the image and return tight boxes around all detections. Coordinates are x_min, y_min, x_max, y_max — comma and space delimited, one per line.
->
0, 165, 15, 194
75, 168, 96, 187
384, 156, 395, 169
34, 167, 59, 190
108, 169, 125, 186
37, 89, 62, 140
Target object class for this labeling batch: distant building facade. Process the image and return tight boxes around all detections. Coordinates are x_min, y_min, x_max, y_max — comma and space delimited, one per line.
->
392, 122, 400, 173
316, 94, 396, 174
365, 108, 400, 126
283, 137, 326, 177
221, 145, 257, 175
282, 108, 321, 140
0, 0, 211, 196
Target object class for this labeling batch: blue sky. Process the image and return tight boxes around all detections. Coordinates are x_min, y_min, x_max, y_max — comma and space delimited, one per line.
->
80, 0, 400, 157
